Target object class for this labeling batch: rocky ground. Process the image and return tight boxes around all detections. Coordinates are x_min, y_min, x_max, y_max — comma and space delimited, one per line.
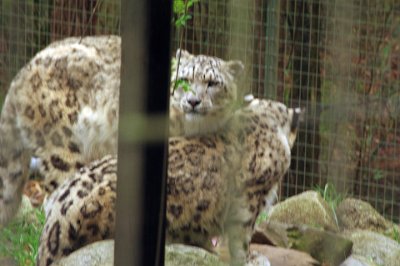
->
52, 191, 400, 266
2, 189, 399, 266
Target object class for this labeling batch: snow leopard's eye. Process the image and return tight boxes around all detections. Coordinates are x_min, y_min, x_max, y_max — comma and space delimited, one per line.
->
207, 80, 220, 87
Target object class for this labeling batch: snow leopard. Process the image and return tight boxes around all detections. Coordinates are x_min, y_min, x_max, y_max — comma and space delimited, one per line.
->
37, 98, 302, 265
0, 35, 244, 226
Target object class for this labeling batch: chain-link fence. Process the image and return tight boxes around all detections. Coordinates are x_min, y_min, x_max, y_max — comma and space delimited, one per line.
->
175, 0, 400, 222
1, 0, 399, 223
0, 0, 120, 98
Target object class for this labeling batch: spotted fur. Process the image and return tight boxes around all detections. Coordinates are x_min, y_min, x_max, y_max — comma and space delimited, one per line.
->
37, 155, 117, 266
0, 36, 120, 225
169, 49, 244, 136
0, 36, 233, 226
167, 98, 301, 265
37, 98, 301, 266
0, 34, 301, 265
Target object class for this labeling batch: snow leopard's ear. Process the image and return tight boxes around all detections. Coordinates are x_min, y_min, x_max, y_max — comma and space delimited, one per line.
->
224, 60, 244, 77
176, 49, 192, 60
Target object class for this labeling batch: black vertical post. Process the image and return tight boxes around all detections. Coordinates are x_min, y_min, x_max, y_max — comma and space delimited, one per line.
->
115, 1, 171, 265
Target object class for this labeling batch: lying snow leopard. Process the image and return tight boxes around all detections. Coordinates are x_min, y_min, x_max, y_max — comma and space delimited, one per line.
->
37, 98, 302, 266
0, 35, 244, 226
37, 155, 117, 266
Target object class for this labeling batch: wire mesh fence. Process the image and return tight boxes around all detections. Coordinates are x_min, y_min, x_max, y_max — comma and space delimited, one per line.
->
175, 0, 400, 222
0, 0, 120, 98
0, 0, 399, 223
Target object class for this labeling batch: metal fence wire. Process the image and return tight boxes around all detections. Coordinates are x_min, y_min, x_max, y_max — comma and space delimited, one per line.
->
0, 0, 399, 223
0, 0, 120, 96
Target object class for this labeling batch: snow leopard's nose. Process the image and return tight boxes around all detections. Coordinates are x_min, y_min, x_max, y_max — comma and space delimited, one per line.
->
187, 98, 201, 108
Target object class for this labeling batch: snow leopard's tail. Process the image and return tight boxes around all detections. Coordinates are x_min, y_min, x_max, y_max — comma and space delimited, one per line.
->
0, 95, 30, 226
288, 107, 305, 148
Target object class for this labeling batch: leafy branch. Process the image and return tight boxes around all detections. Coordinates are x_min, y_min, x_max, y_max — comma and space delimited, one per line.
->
174, 79, 191, 92
173, 0, 199, 28
172, 0, 199, 95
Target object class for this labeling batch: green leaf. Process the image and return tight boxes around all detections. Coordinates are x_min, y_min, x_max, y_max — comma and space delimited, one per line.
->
255, 211, 268, 225
173, 0, 186, 14
173, 0, 199, 27
187, 0, 200, 8
175, 79, 191, 92
175, 17, 186, 27
382, 45, 390, 59
373, 169, 385, 181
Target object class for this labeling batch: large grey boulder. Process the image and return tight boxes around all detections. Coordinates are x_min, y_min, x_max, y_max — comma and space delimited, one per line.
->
343, 230, 400, 266
336, 198, 397, 233
250, 244, 319, 266
165, 244, 226, 266
340, 255, 378, 266
254, 221, 352, 265
52, 240, 322, 266
268, 191, 339, 231
54, 240, 114, 266
54, 241, 226, 266
55, 241, 226, 266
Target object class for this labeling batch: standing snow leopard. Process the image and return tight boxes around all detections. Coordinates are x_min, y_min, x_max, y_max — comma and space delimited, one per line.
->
37, 98, 302, 266
169, 49, 244, 136
0, 35, 244, 226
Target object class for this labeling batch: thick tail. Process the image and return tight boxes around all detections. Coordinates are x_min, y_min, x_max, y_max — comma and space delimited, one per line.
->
0, 101, 29, 226
0, 162, 29, 226
288, 107, 305, 148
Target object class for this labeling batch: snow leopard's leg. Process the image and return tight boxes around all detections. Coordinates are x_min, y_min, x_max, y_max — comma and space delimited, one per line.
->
225, 193, 253, 266
0, 97, 31, 226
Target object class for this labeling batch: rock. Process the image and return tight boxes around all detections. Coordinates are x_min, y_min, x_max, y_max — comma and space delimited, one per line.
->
336, 198, 396, 233
253, 221, 290, 247
268, 191, 339, 231
54, 241, 227, 266
54, 240, 315, 266
247, 250, 271, 266
54, 240, 114, 266
343, 230, 400, 266
250, 244, 319, 266
165, 244, 226, 266
340, 255, 378, 266
289, 226, 352, 265
387, 249, 400, 266
253, 221, 352, 265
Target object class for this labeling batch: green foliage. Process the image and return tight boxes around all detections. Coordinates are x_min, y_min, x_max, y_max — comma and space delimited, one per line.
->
314, 183, 344, 211
0, 207, 45, 266
255, 211, 269, 225
386, 227, 400, 244
314, 183, 344, 228
171, 0, 200, 94
173, 0, 199, 28
372, 169, 385, 181
175, 79, 191, 92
